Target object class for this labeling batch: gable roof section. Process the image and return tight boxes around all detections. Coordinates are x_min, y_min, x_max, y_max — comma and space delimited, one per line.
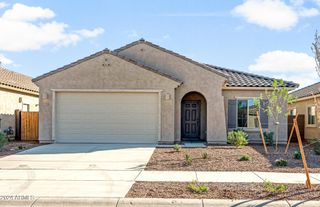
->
0, 67, 39, 94
32, 49, 182, 84
207, 64, 298, 88
290, 82, 320, 99
114, 39, 229, 79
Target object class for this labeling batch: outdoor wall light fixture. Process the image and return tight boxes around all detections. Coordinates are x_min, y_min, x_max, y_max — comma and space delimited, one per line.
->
165, 93, 171, 100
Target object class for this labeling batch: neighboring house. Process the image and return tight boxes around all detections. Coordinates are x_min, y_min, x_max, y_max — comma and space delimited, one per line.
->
33, 39, 298, 144
0, 67, 39, 135
289, 82, 320, 141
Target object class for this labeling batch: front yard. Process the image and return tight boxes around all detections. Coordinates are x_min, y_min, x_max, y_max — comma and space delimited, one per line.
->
0, 140, 40, 158
146, 144, 320, 173
127, 143, 320, 200
127, 182, 320, 200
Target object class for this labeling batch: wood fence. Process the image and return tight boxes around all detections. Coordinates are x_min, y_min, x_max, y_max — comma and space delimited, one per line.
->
15, 110, 39, 141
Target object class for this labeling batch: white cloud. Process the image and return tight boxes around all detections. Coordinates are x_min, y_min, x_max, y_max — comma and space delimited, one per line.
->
298, 7, 319, 17
233, 0, 319, 30
76, 27, 104, 38
0, 53, 12, 65
2, 3, 54, 21
0, 3, 104, 52
233, 0, 298, 30
249, 50, 318, 87
0, 2, 8, 9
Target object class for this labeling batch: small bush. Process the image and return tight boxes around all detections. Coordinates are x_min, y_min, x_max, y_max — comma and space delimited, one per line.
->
0, 132, 7, 149
173, 144, 181, 152
263, 180, 288, 193
293, 150, 301, 159
185, 154, 192, 165
239, 154, 252, 161
18, 145, 26, 150
311, 140, 320, 155
201, 152, 208, 159
187, 180, 209, 193
227, 129, 249, 148
263, 131, 274, 146
275, 158, 288, 167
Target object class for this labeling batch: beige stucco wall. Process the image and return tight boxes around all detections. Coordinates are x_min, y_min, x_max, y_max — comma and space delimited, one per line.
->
289, 97, 320, 140
119, 43, 228, 144
223, 89, 288, 144
34, 53, 179, 143
0, 87, 38, 134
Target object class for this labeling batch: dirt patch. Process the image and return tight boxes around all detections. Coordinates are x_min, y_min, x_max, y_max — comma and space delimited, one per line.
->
126, 182, 320, 200
0, 141, 40, 158
146, 144, 320, 173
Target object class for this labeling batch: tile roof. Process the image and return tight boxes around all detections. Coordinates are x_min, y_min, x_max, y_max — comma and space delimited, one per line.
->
290, 82, 320, 99
33, 39, 299, 89
207, 64, 299, 88
32, 49, 182, 84
0, 67, 39, 93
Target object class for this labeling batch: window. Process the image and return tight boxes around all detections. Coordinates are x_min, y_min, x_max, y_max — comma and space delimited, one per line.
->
237, 99, 259, 128
22, 104, 29, 112
307, 106, 316, 126
289, 108, 296, 116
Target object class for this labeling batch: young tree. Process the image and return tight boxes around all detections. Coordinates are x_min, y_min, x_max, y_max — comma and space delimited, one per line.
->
312, 31, 320, 77
255, 80, 295, 151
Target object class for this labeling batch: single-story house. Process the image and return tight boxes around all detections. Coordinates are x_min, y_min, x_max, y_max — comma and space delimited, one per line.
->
289, 82, 320, 141
33, 39, 298, 144
0, 67, 39, 135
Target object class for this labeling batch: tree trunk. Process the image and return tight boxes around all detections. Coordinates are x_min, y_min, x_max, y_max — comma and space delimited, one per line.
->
275, 122, 279, 151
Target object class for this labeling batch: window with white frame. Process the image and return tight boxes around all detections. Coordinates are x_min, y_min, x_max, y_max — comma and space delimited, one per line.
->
289, 108, 296, 116
237, 99, 259, 128
307, 106, 316, 125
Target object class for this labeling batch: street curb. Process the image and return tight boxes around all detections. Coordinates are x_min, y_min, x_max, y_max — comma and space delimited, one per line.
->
0, 197, 319, 207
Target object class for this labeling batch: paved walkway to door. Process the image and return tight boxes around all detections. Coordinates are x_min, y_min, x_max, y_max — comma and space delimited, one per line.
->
0, 143, 155, 198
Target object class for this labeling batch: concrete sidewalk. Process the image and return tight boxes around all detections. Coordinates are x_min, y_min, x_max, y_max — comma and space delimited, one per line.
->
136, 171, 320, 184
1, 197, 319, 207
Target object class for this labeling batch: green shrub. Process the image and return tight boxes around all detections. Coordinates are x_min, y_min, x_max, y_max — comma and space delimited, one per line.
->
239, 154, 252, 161
275, 158, 288, 167
263, 180, 288, 193
294, 150, 301, 159
227, 129, 249, 148
173, 144, 181, 152
18, 145, 26, 150
0, 132, 7, 149
201, 152, 208, 159
263, 131, 274, 146
311, 140, 320, 155
185, 154, 192, 165
187, 180, 209, 193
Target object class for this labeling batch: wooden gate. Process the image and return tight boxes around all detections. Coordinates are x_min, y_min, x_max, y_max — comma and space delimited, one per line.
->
15, 110, 39, 141
288, 115, 305, 142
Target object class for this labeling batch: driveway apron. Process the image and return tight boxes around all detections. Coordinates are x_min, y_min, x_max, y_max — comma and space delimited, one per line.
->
0, 143, 155, 198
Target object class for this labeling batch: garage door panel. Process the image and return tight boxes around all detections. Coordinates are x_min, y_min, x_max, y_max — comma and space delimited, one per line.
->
55, 92, 159, 143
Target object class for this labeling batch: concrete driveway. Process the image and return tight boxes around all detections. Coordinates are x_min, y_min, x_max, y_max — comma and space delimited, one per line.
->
0, 144, 155, 198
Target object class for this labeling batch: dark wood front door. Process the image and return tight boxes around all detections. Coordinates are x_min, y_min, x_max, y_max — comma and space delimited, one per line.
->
182, 101, 200, 140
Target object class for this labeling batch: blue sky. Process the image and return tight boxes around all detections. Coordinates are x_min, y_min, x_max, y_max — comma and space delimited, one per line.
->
0, 0, 320, 87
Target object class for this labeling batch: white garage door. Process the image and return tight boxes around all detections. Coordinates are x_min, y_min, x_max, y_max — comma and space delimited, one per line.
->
54, 92, 159, 143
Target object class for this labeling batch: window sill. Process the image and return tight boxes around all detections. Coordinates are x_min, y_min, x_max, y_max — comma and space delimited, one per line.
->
239, 128, 260, 132
306, 125, 317, 128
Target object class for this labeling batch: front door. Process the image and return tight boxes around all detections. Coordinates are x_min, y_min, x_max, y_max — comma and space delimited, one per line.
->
182, 101, 200, 141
